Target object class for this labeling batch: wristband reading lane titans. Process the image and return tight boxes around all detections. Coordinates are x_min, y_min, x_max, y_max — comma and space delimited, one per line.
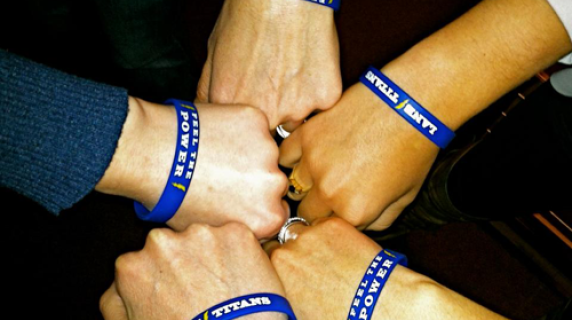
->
134, 99, 200, 223
304, 0, 341, 11
347, 249, 408, 320
360, 66, 455, 148
191, 293, 297, 320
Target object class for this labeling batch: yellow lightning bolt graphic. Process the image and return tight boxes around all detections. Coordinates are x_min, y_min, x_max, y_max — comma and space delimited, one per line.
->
203, 311, 209, 320
395, 99, 409, 110
172, 183, 186, 192
181, 104, 195, 110
384, 250, 396, 258
329, 0, 333, 4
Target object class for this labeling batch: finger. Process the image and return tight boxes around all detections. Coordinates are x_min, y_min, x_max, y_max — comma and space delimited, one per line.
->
297, 189, 332, 223
100, 283, 128, 320
281, 119, 304, 133
195, 60, 212, 103
279, 128, 303, 168
263, 240, 281, 256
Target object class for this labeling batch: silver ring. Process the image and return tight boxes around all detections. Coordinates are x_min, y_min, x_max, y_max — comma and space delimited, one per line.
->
276, 125, 291, 139
277, 217, 310, 244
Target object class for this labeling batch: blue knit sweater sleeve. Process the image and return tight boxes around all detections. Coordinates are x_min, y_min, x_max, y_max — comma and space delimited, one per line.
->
0, 50, 128, 214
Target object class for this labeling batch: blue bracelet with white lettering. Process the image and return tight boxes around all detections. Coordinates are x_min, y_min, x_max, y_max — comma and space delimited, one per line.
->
191, 293, 297, 320
304, 0, 341, 11
347, 249, 408, 320
134, 99, 200, 223
360, 66, 455, 148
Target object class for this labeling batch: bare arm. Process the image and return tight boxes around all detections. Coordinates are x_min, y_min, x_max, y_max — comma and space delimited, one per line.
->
279, 0, 572, 230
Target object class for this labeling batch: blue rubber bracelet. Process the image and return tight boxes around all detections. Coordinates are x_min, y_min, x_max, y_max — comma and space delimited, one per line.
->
304, 0, 341, 11
191, 293, 297, 320
347, 249, 408, 320
360, 66, 455, 149
134, 99, 200, 223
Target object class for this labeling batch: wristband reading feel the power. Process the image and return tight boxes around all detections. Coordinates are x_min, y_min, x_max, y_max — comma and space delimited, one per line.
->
360, 66, 455, 148
304, 0, 341, 11
134, 99, 200, 223
191, 293, 297, 320
347, 249, 408, 320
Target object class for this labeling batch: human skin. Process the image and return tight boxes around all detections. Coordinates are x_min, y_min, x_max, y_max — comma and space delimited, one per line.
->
95, 98, 289, 239
196, 0, 342, 131
279, 0, 572, 230
266, 217, 508, 320
100, 223, 287, 320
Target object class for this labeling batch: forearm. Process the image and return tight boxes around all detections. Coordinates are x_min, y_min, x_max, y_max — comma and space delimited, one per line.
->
373, 266, 508, 320
380, 0, 571, 130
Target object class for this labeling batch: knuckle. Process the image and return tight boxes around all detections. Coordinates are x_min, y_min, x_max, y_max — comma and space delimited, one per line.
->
315, 180, 337, 203
114, 252, 139, 279
255, 209, 287, 240
269, 247, 290, 267
184, 223, 215, 240
146, 228, 175, 247
242, 106, 269, 128
337, 199, 380, 227
223, 222, 253, 238
315, 83, 342, 110
263, 140, 280, 162
320, 216, 348, 230
272, 171, 289, 193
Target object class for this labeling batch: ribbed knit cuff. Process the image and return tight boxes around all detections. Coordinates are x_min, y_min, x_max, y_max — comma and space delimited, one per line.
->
0, 50, 128, 213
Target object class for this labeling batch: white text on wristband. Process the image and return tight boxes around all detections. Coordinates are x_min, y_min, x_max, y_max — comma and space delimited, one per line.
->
347, 249, 408, 320
191, 293, 297, 320
360, 66, 455, 148
304, 0, 341, 11
134, 99, 200, 223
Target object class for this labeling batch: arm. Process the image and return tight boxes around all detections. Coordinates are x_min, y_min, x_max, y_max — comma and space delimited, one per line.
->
196, 0, 342, 130
1, 51, 288, 239
267, 217, 508, 320
279, 0, 572, 229
100, 223, 288, 320
96, 97, 289, 239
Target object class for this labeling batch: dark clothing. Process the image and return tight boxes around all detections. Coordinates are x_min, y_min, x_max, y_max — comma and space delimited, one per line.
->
0, 50, 128, 213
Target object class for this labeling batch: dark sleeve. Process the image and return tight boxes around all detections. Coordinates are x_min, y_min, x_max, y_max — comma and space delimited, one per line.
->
0, 50, 128, 214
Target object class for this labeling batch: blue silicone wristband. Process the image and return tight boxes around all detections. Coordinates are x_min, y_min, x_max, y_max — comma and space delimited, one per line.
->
304, 0, 341, 11
191, 293, 297, 320
360, 66, 455, 148
347, 249, 408, 320
134, 99, 200, 223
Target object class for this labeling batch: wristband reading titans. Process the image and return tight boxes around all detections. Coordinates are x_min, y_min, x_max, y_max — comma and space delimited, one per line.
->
134, 99, 200, 223
191, 293, 297, 320
360, 66, 455, 148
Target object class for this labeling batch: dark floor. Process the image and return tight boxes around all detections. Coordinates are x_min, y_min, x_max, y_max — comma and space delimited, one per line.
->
2, 0, 571, 319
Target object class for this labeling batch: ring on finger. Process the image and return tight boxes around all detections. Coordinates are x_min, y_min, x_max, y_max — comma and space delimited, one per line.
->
278, 217, 310, 244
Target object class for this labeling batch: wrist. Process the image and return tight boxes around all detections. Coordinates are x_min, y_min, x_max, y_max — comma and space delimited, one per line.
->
380, 51, 472, 132
96, 97, 176, 207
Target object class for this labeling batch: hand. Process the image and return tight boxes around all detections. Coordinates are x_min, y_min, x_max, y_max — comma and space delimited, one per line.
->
266, 217, 507, 320
100, 223, 287, 320
97, 98, 289, 239
196, 0, 342, 130
279, 84, 439, 231
266, 217, 424, 319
